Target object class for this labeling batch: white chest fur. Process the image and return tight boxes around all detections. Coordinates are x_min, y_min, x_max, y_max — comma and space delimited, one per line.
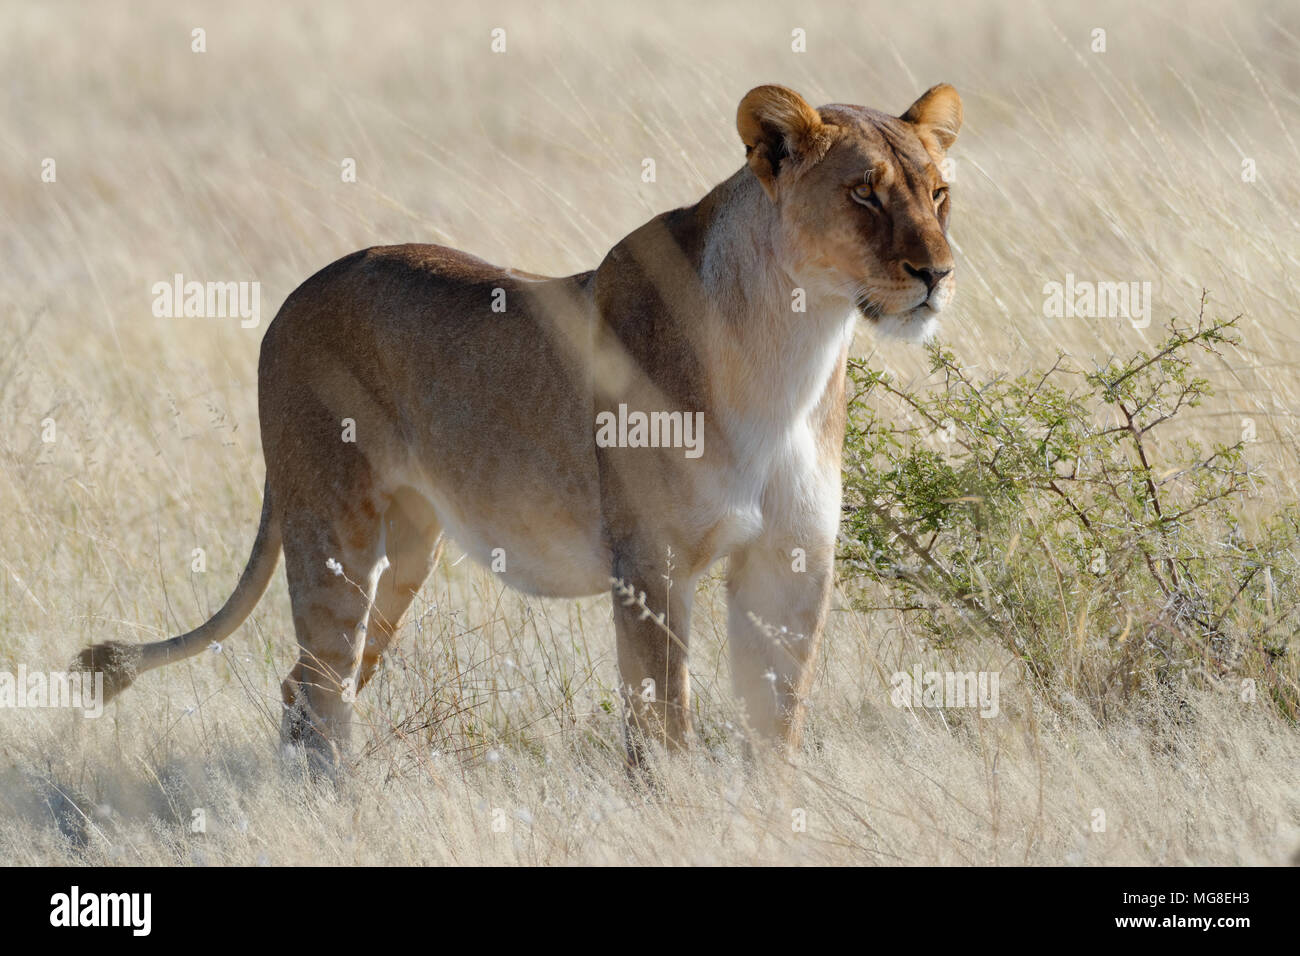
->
695, 308, 856, 560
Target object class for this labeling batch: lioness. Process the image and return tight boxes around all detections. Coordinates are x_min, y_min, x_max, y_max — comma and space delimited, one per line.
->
76, 83, 961, 772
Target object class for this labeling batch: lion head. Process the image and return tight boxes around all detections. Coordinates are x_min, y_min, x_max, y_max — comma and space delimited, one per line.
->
737, 83, 963, 341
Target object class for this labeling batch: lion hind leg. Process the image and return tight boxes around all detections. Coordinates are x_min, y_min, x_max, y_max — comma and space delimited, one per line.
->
356, 487, 444, 692
278, 499, 388, 776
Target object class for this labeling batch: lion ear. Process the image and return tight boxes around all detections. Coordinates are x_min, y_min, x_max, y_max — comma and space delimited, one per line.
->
737, 85, 830, 201
901, 83, 962, 151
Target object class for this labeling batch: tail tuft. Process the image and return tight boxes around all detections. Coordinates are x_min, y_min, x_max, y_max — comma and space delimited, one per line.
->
65, 482, 280, 704
71, 641, 144, 704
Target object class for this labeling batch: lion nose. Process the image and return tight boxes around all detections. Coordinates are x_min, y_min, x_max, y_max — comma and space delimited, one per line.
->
904, 263, 952, 295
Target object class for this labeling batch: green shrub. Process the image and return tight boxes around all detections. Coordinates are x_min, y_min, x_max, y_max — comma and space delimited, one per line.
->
840, 297, 1299, 719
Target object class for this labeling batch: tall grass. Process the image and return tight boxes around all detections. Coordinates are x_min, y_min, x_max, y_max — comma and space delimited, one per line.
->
1, 0, 1298, 864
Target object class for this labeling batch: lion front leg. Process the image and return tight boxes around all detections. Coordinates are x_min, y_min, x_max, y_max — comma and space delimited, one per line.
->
726, 531, 834, 749
609, 546, 696, 771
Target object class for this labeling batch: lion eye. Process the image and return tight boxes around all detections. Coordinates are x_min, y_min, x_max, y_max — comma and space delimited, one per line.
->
851, 184, 881, 208
933, 187, 948, 202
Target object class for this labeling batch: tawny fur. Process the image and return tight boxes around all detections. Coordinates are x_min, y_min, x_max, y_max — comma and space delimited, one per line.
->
73, 84, 963, 772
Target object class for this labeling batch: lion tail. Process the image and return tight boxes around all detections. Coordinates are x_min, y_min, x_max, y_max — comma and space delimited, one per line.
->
72, 484, 282, 703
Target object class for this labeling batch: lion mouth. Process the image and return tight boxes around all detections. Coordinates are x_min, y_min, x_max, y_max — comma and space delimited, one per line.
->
855, 297, 941, 343
855, 296, 938, 323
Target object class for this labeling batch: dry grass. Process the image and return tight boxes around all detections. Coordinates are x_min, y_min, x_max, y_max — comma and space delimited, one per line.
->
1, 0, 1298, 864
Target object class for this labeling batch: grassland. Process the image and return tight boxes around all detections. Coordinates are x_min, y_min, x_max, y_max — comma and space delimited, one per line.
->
1, 0, 1297, 864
